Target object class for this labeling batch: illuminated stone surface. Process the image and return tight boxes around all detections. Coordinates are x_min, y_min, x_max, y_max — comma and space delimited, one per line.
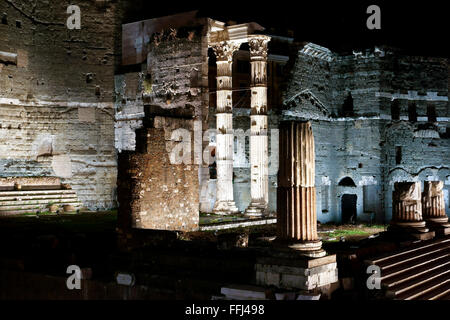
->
245, 35, 271, 217
422, 181, 450, 235
277, 121, 324, 257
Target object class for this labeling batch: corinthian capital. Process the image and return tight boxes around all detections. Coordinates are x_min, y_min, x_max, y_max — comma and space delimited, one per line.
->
211, 41, 241, 62
248, 35, 271, 59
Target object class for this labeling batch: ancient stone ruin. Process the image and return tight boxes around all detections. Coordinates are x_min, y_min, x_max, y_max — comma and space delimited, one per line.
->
0, 2, 449, 301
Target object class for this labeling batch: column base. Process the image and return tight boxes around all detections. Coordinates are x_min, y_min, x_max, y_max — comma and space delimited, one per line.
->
273, 238, 326, 258
213, 201, 239, 215
244, 202, 267, 217
255, 252, 338, 293
388, 221, 435, 241
288, 241, 326, 258
425, 216, 450, 236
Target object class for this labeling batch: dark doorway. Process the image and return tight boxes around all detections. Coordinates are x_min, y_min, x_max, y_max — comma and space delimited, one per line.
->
391, 100, 400, 120
341, 92, 354, 117
408, 102, 417, 122
341, 194, 357, 224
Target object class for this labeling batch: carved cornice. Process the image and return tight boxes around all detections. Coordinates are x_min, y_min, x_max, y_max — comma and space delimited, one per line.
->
211, 41, 241, 62
300, 42, 334, 62
248, 35, 271, 59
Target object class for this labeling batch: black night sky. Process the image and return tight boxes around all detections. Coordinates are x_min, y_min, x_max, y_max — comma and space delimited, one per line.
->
123, 0, 448, 57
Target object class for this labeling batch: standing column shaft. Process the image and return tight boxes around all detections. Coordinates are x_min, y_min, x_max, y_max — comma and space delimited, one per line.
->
422, 181, 447, 219
389, 181, 434, 237
211, 41, 239, 215
277, 121, 323, 256
422, 181, 450, 235
245, 35, 271, 216
392, 182, 424, 223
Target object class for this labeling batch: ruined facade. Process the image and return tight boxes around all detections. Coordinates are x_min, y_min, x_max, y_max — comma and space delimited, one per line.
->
284, 44, 449, 224
115, 12, 288, 231
0, 0, 121, 210
1, 4, 448, 227
115, 12, 449, 229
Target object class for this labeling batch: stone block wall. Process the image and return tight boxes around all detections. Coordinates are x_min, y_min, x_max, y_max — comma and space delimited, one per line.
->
0, 0, 121, 209
116, 18, 208, 230
120, 126, 199, 232
282, 45, 449, 223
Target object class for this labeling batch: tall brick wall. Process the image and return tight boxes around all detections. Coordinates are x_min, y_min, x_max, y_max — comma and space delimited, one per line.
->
0, 0, 122, 209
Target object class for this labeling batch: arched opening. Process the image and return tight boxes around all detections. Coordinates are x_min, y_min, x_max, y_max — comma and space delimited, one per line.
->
338, 176, 357, 187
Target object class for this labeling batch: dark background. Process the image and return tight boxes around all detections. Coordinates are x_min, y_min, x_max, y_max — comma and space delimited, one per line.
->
121, 0, 448, 57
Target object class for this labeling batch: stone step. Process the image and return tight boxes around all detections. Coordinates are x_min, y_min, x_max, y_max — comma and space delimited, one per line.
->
387, 265, 450, 299
380, 243, 450, 271
0, 202, 82, 211
366, 238, 450, 270
0, 189, 82, 216
220, 285, 267, 300
381, 249, 450, 282
382, 254, 450, 287
0, 194, 77, 202
0, 203, 82, 216
0, 190, 77, 197
366, 237, 450, 265
395, 272, 450, 300
0, 197, 79, 206
414, 282, 450, 300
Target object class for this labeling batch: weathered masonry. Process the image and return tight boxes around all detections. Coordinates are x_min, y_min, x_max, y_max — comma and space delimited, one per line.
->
116, 12, 449, 231
2, 3, 446, 228
283, 44, 449, 224
116, 12, 284, 231
0, 0, 120, 211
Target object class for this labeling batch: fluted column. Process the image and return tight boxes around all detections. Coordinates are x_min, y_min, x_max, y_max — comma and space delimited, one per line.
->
390, 182, 432, 236
277, 121, 324, 257
422, 181, 450, 235
245, 35, 271, 217
211, 41, 240, 215
392, 182, 423, 223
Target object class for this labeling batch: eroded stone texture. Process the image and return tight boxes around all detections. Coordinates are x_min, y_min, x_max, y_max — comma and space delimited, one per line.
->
0, 177, 60, 190
0, 0, 120, 210
422, 181, 450, 235
389, 181, 434, 239
422, 181, 446, 218
283, 44, 449, 225
123, 127, 199, 232
245, 35, 271, 217
277, 121, 323, 256
116, 16, 209, 231
211, 41, 240, 215
392, 182, 423, 222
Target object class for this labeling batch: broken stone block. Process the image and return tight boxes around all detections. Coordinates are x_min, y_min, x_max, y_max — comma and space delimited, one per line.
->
220, 284, 268, 300
217, 233, 249, 250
